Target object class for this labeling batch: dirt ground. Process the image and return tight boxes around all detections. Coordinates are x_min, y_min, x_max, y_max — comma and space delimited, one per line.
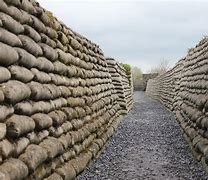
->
79, 91, 208, 180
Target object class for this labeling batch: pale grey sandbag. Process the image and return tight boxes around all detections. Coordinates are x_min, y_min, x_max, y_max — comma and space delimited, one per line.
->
23, 24, 41, 43
0, 123, 6, 140
39, 43, 58, 62
0, 139, 14, 158
14, 101, 34, 116
46, 26, 58, 39
19, 144, 48, 172
48, 126, 63, 138
32, 113, 53, 130
39, 137, 64, 159
53, 61, 68, 75
58, 131, 72, 149
36, 57, 54, 72
0, 105, 14, 122
3, 0, 21, 6
48, 110, 67, 126
1, 80, 31, 104
30, 15, 46, 33
44, 173, 63, 180
20, 0, 37, 14
18, 35, 43, 57
0, 158, 28, 180
6, 114, 35, 138
31, 68, 52, 83
40, 33, 56, 48
0, 12, 24, 35
15, 48, 36, 68
0, 27, 22, 47
9, 65, 34, 83
0, 67, 11, 83
0, 0, 10, 14
0, 42, 19, 66
13, 137, 30, 157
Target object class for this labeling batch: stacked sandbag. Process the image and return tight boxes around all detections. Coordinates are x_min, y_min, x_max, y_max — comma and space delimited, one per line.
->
0, 0, 132, 179
106, 58, 133, 114
146, 37, 208, 173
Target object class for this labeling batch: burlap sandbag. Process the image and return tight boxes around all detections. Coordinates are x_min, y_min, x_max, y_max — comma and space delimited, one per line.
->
39, 43, 58, 62
58, 133, 72, 149
0, 139, 14, 158
19, 144, 48, 172
55, 162, 76, 180
40, 33, 56, 48
20, 0, 37, 14
3, 0, 21, 6
31, 68, 52, 83
0, 42, 19, 66
44, 173, 63, 180
0, 67, 11, 83
61, 121, 73, 133
46, 26, 58, 39
36, 57, 54, 72
32, 113, 53, 130
0, 27, 22, 47
13, 137, 30, 157
9, 65, 34, 83
19, 35, 43, 56
6, 114, 35, 138
0, 105, 14, 122
14, 101, 34, 116
48, 110, 67, 126
0, 158, 28, 180
0, 90, 4, 103
2, 80, 31, 104
23, 24, 41, 43
30, 15, 46, 33
39, 137, 64, 159
0, 12, 24, 34
53, 61, 68, 75
0, 123, 6, 140
49, 126, 63, 138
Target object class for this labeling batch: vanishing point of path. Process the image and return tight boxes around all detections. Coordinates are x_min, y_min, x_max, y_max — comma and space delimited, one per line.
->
79, 91, 208, 180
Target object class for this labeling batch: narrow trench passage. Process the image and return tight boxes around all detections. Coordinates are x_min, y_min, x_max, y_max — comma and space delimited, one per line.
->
79, 91, 207, 180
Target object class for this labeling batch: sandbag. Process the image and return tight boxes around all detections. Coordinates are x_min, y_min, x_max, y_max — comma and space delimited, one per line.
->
36, 57, 54, 72
53, 61, 68, 75
44, 173, 63, 180
39, 43, 58, 62
55, 162, 76, 180
0, 105, 14, 122
23, 24, 41, 42
0, 90, 4, 103
0, 158, 28, 180
0, 123, 6, 140
0, 67, 11, 83
0, 42, 19, 66
9, 65, 34, 83
32, 113, 53, 130
40, 33, 56, 48
13, 137, 30, 157
3, 0, 21, 6
15, 48, 37, 68
6, 114, 35, 138
20, 0, 37, 14
2, 80, 31, 104
14, 102, 34, 116
0, 12, 24, 34
39, 137, 64, 159
0, 139, 14, 158
30, 15, 46, 33
31, 68, 52, 83
19, 144, 48, 172
18, 35, 43, 56
48, 110, 67, 126
0, 27, 22, 47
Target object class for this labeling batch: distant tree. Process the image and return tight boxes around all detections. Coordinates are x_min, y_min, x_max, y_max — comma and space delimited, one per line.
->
122, 64, 131, 75
148, 59, 170, 75
132, 66, 143, 81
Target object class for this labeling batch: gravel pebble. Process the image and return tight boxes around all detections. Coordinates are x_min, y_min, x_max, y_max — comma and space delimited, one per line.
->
79, 92, 208, 180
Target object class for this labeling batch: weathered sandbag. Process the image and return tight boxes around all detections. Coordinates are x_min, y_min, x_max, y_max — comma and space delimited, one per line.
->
48, 110, 67, 126
0, 90, 4, 103
0, 171, 9, 180
19, 144, 48, 172
14, 101, 34, 116
3, 0, 21, 6
55, 162, 76, 180
44, 173, 63, 180
2, 80, 31, 104
19, 35, 43, 56
39, 137, 64, 159
70, 38, 81, 50
20, 0, 37, 14
9, 65, 34, 83
36, 57, 54, 72
28, 81, 46, 100
40, 33, 56, 48
61, 107, 76, 120
0, 67, 11, 83
0, 158, 28, 180
46, 27, 58, 39
0, 123, 6, 140
61, 121, 73, 133
23, 24, 41, 42
49, 126, 63, 138
53, 61, 68, 75
58, 133, 72, 149
0, 105, 14, 122
15, 48, 36, 68
30, 15, 46, 33
32, 113, 53, 130
27, 130, 49, 144
0, 42, 19, 66
13, 137, 30, 157
39, 43, 58, 62
6, 115, 35, 138
0, 12, 24, 34
0, 27, 22, 47
0, 139, 14, 158
57, 31, 69, 45
33, 101, 54, 114
31, 68, 51, 83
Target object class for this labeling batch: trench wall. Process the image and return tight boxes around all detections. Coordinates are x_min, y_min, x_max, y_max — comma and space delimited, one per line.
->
0, 0, 133, 179
146, 38, 208, 172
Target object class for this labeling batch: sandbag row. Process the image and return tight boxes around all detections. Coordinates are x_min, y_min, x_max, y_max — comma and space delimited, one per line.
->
0, 0, 133, 179
146, 37, 208, 173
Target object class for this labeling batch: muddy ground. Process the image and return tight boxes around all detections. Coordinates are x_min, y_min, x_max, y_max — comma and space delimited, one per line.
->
79, 91, 208, 180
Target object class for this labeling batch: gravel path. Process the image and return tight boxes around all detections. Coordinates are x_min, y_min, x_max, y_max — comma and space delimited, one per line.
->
79, 91, 208, 180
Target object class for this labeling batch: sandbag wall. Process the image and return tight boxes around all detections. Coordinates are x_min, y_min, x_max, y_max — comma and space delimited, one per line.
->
146, 38, 208, 172
0, 0, 133, 179
106, 58, 133, 114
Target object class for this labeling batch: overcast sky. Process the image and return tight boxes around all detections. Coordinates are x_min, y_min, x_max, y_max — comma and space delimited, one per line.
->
38, 0, 208, 73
